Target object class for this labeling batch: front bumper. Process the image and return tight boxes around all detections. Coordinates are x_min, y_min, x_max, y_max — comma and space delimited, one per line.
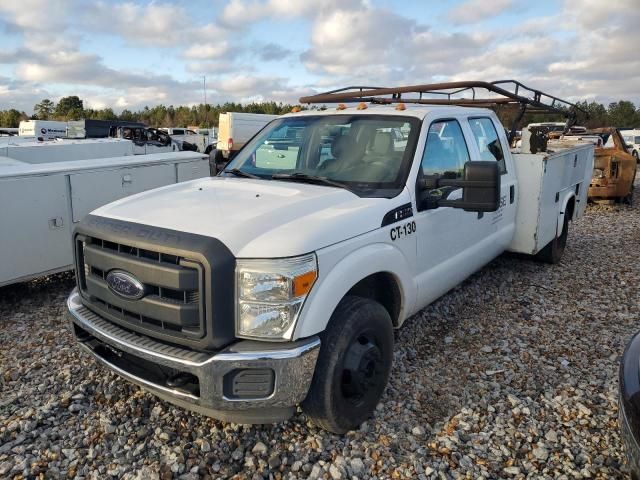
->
67, 289, 320, 423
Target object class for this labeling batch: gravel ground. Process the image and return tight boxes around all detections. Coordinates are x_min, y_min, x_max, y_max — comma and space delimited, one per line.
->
1, 191, 639, 479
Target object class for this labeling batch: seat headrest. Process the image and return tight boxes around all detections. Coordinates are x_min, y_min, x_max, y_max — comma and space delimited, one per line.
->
331, 135, 358, 159
371, 131, 392, 154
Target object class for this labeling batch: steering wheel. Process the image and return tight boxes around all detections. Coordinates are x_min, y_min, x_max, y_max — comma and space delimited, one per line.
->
363, 160, 393, 182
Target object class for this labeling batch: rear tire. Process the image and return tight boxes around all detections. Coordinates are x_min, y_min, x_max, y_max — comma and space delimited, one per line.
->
536, 215, 569, 264
302, 296, 393, 434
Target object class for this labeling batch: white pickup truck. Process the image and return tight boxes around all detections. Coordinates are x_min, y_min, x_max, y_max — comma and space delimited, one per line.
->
67, 85, 594, 433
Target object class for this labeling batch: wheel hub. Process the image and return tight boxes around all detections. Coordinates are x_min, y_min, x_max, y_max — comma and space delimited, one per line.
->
341, 335, 383, 401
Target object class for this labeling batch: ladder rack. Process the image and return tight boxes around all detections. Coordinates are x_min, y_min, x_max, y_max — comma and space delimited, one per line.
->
298, 80, 587, 139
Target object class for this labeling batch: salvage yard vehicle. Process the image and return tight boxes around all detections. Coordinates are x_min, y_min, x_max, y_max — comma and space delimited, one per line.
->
621, 129, 640, 160
568, 128, 636, 204
67, 119, 146, 139
0, 150, 210, 287
67, 81, 594, 433
619, 331, 640, 479
110, 125, 198, 154
213, 112, 278, 170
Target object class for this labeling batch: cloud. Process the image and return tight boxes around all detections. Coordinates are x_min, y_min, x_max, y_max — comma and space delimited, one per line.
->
301, 5, 486, 85
446, 0, 515, 25
0, 0, 639, 114
218, 0, 362, 26
258, 43, 293, 61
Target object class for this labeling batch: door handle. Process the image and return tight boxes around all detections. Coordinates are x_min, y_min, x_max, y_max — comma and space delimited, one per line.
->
510, 185, 515, 204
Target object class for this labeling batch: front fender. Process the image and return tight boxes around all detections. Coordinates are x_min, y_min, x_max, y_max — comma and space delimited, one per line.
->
292, 242, 416, 339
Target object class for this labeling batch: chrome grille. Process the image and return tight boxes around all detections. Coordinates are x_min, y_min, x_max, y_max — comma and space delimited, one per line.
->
76, 236, 205, 343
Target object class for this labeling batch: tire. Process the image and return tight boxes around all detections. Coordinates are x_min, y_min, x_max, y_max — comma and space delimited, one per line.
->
302, 296, 394, 434
536, 215, 569, 264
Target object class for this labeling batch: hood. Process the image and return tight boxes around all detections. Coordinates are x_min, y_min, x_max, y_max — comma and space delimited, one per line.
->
91, 177, 398, 257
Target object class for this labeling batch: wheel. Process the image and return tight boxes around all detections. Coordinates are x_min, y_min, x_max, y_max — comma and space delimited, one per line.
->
536, 215, 569, 264
302, 296, 393, 433
208, 150, 218, 175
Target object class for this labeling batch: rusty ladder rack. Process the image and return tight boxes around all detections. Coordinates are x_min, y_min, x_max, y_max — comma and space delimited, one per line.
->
299, 80, 588, 140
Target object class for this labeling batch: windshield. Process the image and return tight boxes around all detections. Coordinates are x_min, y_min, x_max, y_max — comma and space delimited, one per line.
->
224, 114, 420, 197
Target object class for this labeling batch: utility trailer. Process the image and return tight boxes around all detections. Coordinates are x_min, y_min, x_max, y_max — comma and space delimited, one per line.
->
18, 120, 68, 139
0, 151, 210, 287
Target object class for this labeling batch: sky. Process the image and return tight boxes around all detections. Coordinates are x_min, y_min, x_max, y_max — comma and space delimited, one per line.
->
0, 0, 638, 114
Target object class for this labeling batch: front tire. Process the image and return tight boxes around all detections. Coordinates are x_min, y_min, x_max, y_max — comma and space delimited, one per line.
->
302, 296, 394, 434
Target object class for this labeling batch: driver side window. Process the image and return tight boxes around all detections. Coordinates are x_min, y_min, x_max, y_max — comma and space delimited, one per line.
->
421, 119, 469, 178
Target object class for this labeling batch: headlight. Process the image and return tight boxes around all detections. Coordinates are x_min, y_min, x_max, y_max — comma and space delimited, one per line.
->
236, 253, 317, 339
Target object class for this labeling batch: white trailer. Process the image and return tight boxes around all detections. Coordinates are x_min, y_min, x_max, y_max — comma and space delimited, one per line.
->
18, 120, 68, 139
0, 151, 210, 286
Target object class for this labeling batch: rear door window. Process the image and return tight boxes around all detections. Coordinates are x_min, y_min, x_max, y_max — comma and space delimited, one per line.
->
468, 117, 507, 174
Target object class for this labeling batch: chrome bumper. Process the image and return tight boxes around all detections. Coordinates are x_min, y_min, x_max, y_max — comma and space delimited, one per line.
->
67, 289, 320, 423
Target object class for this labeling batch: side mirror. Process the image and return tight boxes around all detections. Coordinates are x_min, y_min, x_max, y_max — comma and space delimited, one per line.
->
418, 161, 501, 212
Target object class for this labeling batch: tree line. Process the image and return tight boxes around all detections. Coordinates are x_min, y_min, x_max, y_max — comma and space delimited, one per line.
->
0, 95, 639, 129
26, 96, 294, 128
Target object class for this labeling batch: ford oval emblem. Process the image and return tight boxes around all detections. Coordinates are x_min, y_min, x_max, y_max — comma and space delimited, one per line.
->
106, 270, 145, 300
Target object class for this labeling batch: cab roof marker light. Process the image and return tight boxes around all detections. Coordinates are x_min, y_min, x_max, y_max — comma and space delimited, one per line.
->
395, 102, 406, 111
291, 106, 301, 113
356, 102, 368, 110
337, 103, 347, 110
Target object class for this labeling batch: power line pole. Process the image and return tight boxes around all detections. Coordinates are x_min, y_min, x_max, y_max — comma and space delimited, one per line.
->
203, 76, 208, 127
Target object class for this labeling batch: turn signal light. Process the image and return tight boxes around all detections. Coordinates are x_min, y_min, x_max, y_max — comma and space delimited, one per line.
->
293, 270, 317, 297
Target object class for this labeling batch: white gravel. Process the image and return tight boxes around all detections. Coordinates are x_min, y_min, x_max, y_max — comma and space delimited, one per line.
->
1, 187, 639, 479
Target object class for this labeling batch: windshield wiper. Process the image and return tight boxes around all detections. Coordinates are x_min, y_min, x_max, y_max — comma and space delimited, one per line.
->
271, 172, 348, 190
223, 168, 261, 179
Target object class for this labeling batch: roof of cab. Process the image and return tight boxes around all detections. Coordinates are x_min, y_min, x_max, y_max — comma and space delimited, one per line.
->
280, 103, 494, 121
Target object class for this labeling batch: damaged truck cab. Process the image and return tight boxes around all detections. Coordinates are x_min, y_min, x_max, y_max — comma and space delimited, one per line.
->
67, 82, 594, 433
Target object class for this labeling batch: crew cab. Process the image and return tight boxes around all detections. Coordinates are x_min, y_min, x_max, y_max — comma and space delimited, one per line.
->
67, 82, 594, 433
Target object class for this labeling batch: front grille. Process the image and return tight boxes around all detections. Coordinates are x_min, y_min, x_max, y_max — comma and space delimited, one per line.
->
76, 235, 205, 345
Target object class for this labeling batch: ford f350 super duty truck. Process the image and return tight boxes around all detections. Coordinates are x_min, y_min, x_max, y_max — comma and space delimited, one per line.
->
67, 81, 594, 433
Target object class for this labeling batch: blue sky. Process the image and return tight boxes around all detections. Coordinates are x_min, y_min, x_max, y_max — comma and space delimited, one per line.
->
0, 0, 637, 113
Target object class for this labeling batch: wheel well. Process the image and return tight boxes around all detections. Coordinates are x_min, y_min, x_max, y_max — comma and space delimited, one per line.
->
566, 196, 576, 221
346, 272, 402, 326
